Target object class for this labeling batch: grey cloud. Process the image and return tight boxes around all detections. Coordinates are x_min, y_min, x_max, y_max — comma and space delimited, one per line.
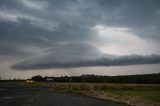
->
96, 0, 160, 40
11, 50, 160, 70
0, 0, 160, 71
11, 42, 103, 69
0, 44, 32, 56
0, 17, 93, 57
11, 43, 160, 70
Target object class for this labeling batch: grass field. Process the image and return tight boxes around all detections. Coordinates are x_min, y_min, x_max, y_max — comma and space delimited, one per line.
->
51, 83, 160, 106
1, 81, 160, 106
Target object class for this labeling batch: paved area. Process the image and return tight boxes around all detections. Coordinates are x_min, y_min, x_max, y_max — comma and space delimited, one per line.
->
0, 86, 123, 106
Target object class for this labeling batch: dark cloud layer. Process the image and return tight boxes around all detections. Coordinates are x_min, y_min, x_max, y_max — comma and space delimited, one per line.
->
11, 53, 160, 70
0, 0, 160, 70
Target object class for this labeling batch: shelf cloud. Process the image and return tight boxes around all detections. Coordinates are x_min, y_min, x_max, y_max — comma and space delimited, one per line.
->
0, 0, 160, 77
11, 43, 160, 70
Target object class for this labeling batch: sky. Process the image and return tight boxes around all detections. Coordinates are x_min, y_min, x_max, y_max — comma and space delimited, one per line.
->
0, 0, 160, 79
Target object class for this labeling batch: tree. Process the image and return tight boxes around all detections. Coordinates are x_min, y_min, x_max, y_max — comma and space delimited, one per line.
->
31, 75, 44, 82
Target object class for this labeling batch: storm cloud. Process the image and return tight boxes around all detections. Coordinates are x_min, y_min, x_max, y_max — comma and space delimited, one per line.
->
12, 46, 160, 70
0, 0, 160, 72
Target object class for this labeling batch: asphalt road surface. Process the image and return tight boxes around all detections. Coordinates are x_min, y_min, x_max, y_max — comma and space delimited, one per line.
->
0, 86, 123, 106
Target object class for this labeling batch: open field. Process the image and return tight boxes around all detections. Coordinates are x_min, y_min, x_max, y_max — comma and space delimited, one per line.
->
0, 81, 160, 106
50, 83, 160, 106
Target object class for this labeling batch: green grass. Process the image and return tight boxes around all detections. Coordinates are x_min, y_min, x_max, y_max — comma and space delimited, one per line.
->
107, 90, 160, 102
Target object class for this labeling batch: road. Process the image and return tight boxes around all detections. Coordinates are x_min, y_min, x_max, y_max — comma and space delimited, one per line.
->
0, 86, 123, 106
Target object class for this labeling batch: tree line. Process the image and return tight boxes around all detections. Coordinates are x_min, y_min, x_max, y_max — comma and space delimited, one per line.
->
31, 73, 160, 84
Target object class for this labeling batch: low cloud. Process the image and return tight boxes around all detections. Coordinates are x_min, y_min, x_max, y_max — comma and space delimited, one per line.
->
11, 54, 160, 70
11, 43, 160, 70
